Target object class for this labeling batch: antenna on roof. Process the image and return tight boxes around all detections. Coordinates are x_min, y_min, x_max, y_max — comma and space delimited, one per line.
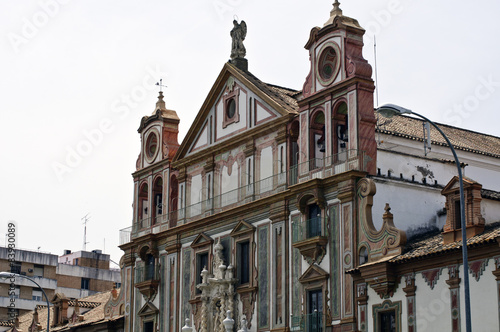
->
81, 213, 91, 251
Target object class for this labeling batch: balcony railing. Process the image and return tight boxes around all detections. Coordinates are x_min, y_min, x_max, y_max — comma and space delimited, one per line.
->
123, 150, 365, 243
135, 264, 159, 283
119, 226, 132, 245
291, 311, 325, 332
292, 217, 328, 244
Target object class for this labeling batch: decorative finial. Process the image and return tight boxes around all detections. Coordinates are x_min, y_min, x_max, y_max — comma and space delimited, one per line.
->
324, 0, 343, 26
384, 203, 391, 214
332, 0, 343, 16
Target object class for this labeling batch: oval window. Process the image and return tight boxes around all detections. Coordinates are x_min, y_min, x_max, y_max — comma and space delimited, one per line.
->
146, 133, 158, 159
227, 98, 236, 119
319, 47, 337, 81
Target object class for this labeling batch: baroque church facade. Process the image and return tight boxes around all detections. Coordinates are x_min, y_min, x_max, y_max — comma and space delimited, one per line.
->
118, 2, 500, 331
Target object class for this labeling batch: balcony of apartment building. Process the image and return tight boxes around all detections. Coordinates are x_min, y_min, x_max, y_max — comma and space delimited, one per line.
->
134, 256, 160, 299
119, 149, 366, 245
291, 310, 325, 332
292, 214, 329, 263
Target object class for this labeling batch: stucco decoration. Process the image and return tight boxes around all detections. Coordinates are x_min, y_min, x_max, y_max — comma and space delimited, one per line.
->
357, 178, 406, 263
104, 257, 126, 318
196, 240, 237, 332
295, 188, 326, 214
421, 268, 443, 290
469, 259, 488, 282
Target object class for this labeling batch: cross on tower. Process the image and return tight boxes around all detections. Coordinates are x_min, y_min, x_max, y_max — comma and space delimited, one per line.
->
156, 78, 168, 92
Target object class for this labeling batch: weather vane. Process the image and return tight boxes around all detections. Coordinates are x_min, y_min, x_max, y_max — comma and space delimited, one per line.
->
156, 78, 167, 92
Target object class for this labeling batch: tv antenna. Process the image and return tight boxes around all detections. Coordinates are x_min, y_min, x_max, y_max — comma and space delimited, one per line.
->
155, 79, 167, 92
82, 213, 91, 251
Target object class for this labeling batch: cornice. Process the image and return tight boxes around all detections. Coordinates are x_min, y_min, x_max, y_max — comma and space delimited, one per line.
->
172, 115, 293, 169
298, 76, 374, 109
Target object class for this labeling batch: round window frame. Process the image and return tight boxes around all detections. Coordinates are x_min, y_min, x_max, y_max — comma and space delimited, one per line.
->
315, 41, 341, 87
226, 98, 236, 119
145, 130, 160, 163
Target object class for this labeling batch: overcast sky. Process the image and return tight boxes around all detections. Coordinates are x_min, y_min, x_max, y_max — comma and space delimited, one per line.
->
1, 0, 499, 266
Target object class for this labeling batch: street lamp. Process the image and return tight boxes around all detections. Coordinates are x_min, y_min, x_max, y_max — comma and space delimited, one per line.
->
0, 272, 50, 332
375, 103, 471, 332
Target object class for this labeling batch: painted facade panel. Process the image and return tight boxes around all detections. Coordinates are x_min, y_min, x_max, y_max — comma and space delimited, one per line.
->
258, 224, 270, 330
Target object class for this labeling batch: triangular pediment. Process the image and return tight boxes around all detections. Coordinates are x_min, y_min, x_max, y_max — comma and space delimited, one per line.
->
441, 176, 480, 195
137, 301, 158, 317
191, 233, 214, 249
230, 220, 255, 237
299, 264, 329, 284
50, 293, 67, 304
173, 62, 298, 163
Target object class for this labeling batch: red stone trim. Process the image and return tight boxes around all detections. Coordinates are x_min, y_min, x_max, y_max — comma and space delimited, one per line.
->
421, 268, 443, 290
469, 258, 488, 282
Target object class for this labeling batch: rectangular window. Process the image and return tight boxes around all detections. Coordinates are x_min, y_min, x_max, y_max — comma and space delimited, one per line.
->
33, 264, 44, 278
196, 252, 208, 294
10, 261, 21, 274
32, 289, 43, 301
155, 194, 163, 216
379, 310, 396, 332
237, 241, 250, 285
307, 289, 323, 332
81, 278, 90, 290
454, 200, 462, 229
308, 204, 322, 238
75, 258, 79, 266
144, 321, 154, 332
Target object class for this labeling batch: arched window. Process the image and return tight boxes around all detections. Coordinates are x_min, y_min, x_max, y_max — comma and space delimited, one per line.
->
288, 121, 300, 185
332, 101, 348, 159
138, 183, 149, 224
310, 111, 325, 168
359, 246, 368, 265
169, 175, 178, 228
152, 177, 163, 224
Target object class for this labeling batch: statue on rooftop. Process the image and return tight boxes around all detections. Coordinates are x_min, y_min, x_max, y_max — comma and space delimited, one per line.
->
230, 20, 247, 59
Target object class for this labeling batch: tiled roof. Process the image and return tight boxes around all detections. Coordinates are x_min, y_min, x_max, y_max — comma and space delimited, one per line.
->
389, 222, 500, 264
11, 290, 121, 332
230, 64, 299, 114
377, 115, 500, 159
482, 189, 500, 201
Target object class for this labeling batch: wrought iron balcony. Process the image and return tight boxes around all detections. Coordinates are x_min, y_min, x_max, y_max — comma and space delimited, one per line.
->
291, 311, 325, 332
134, 264, 160, 299
123, 150, 365, 243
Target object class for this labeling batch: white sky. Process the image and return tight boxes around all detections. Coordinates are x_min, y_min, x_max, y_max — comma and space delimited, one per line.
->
1, 0, 499, 266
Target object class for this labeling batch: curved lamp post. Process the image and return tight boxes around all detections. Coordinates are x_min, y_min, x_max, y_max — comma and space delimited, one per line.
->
376, 103, 471, 332
0, 271, 50, 331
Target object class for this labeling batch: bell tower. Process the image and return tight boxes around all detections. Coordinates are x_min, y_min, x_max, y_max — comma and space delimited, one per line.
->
133, 91, 180, 233
299, 0, 377, 175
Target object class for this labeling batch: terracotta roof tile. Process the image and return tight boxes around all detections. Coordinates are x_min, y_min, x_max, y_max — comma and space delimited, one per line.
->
482, 189, 500, 201
230, 64, 299, 114
377, 115, 500, 158
390, 222, 500, 264
11, 290, 121, 332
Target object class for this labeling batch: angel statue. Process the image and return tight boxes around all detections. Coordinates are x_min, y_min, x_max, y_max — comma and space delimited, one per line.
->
230, 20, 247, 59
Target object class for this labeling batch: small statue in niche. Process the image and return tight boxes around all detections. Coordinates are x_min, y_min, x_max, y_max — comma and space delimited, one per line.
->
230, 20, 247, 59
